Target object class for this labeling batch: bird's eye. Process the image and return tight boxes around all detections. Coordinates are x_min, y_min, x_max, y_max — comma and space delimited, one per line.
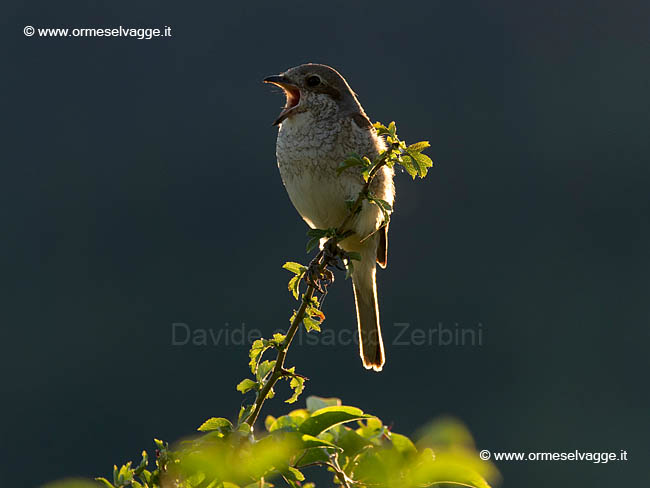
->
306, 75, 321, 87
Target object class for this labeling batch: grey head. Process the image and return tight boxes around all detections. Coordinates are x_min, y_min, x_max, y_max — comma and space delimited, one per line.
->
263, 63, 372, 128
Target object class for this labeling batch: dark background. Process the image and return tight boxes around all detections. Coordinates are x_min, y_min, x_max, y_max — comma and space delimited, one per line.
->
2, 1, 649, 486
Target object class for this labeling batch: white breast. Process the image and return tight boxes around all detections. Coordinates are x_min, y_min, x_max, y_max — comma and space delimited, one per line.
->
275, 108, 394, 239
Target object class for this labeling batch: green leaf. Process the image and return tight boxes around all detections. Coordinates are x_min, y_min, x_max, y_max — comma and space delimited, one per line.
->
94, 479, 115, 488
134, 451, 148, 475
238, 404, 254, 425
282, 262, 306, 275
336, 427, 373, 457
256, 360, 276, 381
373, 121, 390, 136
306, 303, 325, 323
367, 195, 392, 222
410, 455, 493, 488
288, 274, 302, 300
264, 415, 276, 431
347, 252, 362, 261
399, 155, 419, 179
248, 338, 271, 374
306, 236, 321, 253
305, 228, 333, 252
369, 197, 392, 212
115, 463, 134, 486
238, 422, 252, 435
271, 332, 286, 346
306, 395, 341, 412
299, 406, 374, 436
281, 478, 300, 488
236, 378, 258, 394
294, 446, 331, 467
407, 141, 431, 153
284, 466, 305, 482
197, 417, 233, 433
337, 155, 366, 174
298, 433, 340, 450
302, 316, 321, 333
407, 149, 434, 178
138, 469, 152, 486
389, 432, 417, 456
356, 416, 385, 440
268, 414, 304, 432
286, 374, 305, 404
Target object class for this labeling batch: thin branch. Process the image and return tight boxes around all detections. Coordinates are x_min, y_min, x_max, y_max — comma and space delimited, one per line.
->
295, 460, 353, 488
244, 141, 397, 428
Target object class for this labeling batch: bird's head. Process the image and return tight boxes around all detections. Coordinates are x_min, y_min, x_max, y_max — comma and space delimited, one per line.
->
263, 63, 366, 126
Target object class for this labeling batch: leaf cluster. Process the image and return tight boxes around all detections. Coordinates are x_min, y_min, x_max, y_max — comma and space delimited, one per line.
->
90, 397, 497, 488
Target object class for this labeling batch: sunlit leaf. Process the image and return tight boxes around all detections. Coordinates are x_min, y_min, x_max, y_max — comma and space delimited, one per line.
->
288, 274, 302, 300
356, 416, 385, 441
299, 406, 374, 436
286, 375, 305, 404
399, 155, 419, 179
94, 479, 115, 488
389, 432, 417, 456
268, 414, 304, 432
237, 379, 258, 394
264, 415, 276, 432
238, 404, 254, 425
282, 262, 306, 275
409, 452, 493, 488
335, 427, 373, 457
302, 316, 321, 333
249, 339, 271, 374
407, 150, 434, 178
257, 360, 276, 381
306, 396, 341, 413
197, 417, 233, 434
407, 141, 431, 153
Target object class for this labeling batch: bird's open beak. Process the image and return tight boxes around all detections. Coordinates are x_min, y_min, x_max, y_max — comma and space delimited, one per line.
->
263, 75, 301, 126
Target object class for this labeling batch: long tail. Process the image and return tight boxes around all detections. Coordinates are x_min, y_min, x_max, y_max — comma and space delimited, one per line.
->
352, 248, 385, 371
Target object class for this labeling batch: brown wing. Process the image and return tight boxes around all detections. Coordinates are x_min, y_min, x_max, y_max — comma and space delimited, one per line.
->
352, 112, 373, 130
376, 223, 388, 269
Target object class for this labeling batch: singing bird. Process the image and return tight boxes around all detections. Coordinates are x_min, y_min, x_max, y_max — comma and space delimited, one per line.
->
264, 63, 395, 371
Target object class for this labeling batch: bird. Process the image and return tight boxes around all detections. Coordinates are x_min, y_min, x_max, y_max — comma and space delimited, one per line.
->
264, 63, 395, 371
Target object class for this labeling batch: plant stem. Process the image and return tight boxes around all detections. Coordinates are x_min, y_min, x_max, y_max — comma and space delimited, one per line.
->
243, 144, 396, 429
245, 283, 317, 426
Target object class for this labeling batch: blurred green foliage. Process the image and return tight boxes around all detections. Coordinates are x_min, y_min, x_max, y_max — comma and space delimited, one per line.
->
80, 396, 498, 488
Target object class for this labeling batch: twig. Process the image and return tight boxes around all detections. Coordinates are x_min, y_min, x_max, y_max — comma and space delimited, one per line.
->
244, 142, 397, 428
295, 460, 353, 488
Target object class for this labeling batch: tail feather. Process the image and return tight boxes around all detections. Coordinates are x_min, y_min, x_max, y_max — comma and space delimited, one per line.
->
352, 252, 385, 371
